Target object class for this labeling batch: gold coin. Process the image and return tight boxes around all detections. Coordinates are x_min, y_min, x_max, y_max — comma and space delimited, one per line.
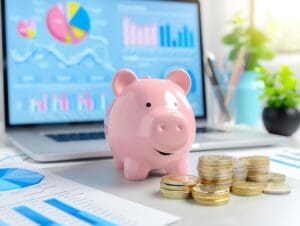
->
198, 184, 230, 193
161, 192, 190, 199
160, 187, 190, 195
161, 174, 198, 186
199, 155, 233, 166
200, 177, 233, 185
192, 184, 229, 196
160, 183, 192, 191
263, 182, 291, 195
192, 192, 229, 201
268, 172, 286, 183
240, 156, 269, 166
232, 181, 264, 191
193, 197, 229, 206
231, 188, 262, 196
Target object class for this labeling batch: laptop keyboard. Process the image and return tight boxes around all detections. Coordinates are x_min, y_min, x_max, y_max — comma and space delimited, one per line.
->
46, 127, 224, 143
196, 127, 224, 133
46, 132, 105, 142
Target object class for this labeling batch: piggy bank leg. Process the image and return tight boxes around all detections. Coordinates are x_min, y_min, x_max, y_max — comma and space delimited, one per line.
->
113, 158, 123, 169
124, 158, 149, 180
166, 157, 189, 175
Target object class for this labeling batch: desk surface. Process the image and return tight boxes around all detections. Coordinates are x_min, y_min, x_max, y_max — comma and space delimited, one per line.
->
46, 150, 300, 226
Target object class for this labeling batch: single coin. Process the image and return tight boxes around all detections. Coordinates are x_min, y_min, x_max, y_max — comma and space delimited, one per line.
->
232, 181, 264, 191
192, 184, 229, 196
161, 175, 198, 186
193, 197, 229, 206
160, 191, 190, 199
263, 182, 291, 195
240, 156, 269, 166
160, 183, 192, 191
231, 188, 262, 196
199, 155, 233, 166
268, 172, 286, 183
160, 187, 191, 195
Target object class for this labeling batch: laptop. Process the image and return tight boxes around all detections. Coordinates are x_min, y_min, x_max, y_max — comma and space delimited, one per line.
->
0, 0, 284, 162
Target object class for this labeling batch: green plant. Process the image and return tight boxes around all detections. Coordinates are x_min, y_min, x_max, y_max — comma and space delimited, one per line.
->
222, 13, 275, 70
256, 65, 300, 108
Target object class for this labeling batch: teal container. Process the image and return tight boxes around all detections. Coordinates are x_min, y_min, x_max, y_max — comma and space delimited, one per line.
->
235, 71, 263, 125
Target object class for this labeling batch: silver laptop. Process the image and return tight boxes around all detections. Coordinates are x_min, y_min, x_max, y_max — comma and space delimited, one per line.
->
0, 0, 284, 162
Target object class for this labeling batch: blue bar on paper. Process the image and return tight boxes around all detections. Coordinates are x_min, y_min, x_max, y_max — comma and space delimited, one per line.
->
189, 32, 194, 48
178, 32, 183, 47
0, 220, 9, 226
172, 40, 177, 47
165, 25, 171, 47
183, 25, 188, 47
278, 154, 300, 162
45, 198, 117, 226
159, 26, 165, 47
14, 206, 61, 226
270, 158, 300, 169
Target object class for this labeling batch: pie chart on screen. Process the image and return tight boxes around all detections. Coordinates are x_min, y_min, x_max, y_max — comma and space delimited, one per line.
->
0, 168, 44, 192
46, 1, 90, 44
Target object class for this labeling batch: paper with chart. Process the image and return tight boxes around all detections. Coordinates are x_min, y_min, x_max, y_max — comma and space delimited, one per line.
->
0, 165, 179, 226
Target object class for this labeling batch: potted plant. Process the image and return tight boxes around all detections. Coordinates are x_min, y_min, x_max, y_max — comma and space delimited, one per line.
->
257, 65, 300, 136
222, 14, 275, 125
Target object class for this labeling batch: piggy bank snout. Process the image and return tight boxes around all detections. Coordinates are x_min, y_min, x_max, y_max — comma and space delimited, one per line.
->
152, 113, 189, 152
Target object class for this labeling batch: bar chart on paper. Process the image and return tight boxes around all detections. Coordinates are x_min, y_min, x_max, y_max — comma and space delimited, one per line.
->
0, 167, 179, 226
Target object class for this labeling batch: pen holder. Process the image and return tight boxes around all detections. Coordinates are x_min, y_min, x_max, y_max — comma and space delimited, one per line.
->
207, 85, 236, 129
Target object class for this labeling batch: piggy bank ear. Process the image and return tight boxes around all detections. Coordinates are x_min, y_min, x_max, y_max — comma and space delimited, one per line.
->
166, 69, 191, 95
113, 69, 138, 96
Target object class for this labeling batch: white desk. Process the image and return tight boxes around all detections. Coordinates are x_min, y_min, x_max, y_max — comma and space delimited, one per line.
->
1, 133, 300, 226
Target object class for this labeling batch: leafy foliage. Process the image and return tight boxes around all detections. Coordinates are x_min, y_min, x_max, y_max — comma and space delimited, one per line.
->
222, 13, 275, 70
256, 65, 300, 108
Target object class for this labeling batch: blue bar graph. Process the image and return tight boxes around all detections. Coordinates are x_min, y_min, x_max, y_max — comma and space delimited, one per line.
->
165, 25, 171, 47
270, 158, 300, 169
159, 24, 195, 48
190, 32, 194, 47
14, 206, 62, 226
159, 26, 165, 47
183, 26, 188, 47
178, 32, 183, 47
45, 198, 117, 226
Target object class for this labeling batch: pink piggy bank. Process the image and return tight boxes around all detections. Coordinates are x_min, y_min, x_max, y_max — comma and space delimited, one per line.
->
105, 69, 196, 180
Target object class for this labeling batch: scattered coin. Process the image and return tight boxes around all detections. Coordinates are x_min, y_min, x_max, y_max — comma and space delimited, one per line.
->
263, 182, 291, 195
268, 172, 286, 183
231, 181, 264, 196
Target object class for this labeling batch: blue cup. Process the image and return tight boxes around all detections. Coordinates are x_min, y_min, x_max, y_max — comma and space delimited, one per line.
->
235, 71, 263, 125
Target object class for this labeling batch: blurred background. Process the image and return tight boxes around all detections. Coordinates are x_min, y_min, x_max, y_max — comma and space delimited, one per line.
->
202, 0, 300, 75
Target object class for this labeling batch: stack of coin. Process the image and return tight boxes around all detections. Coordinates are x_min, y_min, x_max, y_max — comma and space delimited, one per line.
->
240, 155, 270, 182
231, 181, 264, 196
192, 184, 230, 206
198, 155, 234, 189
233, 159, 248, 182
160, 175, 198, 199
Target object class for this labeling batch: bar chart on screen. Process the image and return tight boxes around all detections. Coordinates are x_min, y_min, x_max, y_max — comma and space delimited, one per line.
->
25, 91, 109, 114
123, 16, 195, 49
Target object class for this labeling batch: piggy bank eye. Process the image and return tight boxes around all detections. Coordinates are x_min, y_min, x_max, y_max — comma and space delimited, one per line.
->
146, 102, 152, 108
174, 102, 178, 107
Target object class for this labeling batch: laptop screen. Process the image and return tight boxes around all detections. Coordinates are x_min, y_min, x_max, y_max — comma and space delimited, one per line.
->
2, 0, 205, 126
